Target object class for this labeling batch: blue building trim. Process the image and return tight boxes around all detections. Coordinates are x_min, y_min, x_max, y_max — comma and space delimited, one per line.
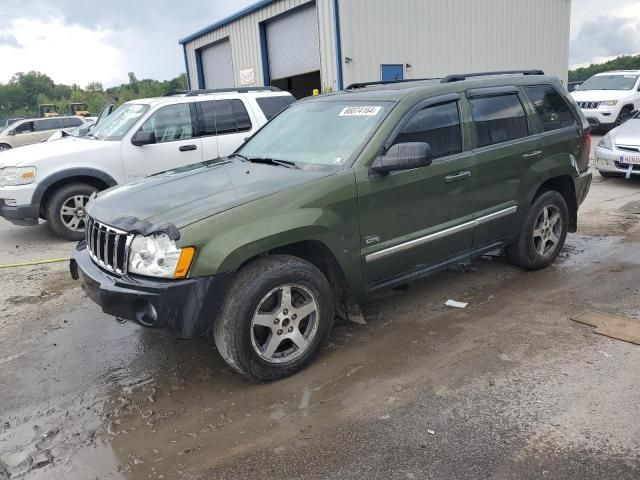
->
259, 23, 271, 86
179, 0, 278, 44
182, 44, 192, 89
195, 49, 205, 89
333, 0, 344, 90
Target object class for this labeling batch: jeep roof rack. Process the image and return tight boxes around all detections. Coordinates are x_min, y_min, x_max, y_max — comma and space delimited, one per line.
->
440, 69, 545, 83
184, 86, 282, 96
345, 78, 440, 90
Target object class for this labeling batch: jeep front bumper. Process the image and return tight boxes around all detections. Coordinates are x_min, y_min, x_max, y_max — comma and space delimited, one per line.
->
70, 243, 234, 339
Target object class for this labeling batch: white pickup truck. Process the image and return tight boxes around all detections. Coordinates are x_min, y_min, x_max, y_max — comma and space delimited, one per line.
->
0, 88, 295, 239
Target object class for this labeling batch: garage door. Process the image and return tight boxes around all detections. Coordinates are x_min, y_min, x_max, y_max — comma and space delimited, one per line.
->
200, 39, 234, 88
266, 3, 320, 80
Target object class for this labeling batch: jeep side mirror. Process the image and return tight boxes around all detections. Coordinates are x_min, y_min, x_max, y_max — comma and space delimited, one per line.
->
131, 130, 156, 146
7, 130, 16, 136
370, 142, 433, 175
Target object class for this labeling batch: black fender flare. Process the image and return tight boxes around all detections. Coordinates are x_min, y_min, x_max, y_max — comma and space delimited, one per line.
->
33, 168, 118, 207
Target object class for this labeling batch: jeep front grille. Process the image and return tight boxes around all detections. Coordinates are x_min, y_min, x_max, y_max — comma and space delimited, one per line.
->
577, 101, 601, 110
85, 217, 133, 275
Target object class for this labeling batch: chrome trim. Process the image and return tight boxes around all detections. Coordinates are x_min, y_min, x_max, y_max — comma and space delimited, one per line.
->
365, 205, 518, 262
85, 217, 133, 275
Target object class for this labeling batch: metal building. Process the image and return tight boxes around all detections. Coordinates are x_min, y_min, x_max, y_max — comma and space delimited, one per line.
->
179, 0, 571, 98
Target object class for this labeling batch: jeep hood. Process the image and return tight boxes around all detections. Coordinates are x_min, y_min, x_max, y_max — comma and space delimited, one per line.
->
0, 137, 116, 168
86, 159, 333, 231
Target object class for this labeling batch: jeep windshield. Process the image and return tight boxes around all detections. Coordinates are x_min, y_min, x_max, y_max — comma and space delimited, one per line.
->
89, 103, 149, 141
237, 100, 391, 169
579, 75, 639, 91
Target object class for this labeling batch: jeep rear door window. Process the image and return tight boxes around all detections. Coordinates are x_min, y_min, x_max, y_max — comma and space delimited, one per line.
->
238, 101, 390, 167
139, 103, 194, 143
525, 85, 577, 132
579, 75, 639, 91
91, 103, 150, 141
392, 101, 462, 159
197, 100, 252, 136
470, 94, 528, 148
256, 95, 296, 120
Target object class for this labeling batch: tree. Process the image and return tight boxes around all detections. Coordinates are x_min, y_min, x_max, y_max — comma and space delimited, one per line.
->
569, 55, 640, 82
86, 81, 104, 92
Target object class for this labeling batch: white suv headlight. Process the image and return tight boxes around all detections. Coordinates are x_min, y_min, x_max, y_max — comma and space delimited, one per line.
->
128, 233, 195, 279
598, 134, 613, 150
0, 167, 36, 187
601, 100, 618, 107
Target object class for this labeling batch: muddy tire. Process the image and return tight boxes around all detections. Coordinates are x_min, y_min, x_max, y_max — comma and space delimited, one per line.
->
214, 255, 335, 381
507, 191, 569, 270
45, 183, 96, 241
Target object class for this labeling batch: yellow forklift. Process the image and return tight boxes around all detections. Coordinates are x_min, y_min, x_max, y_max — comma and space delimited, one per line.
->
39, 104, 59, 118
67, 103, 90, 117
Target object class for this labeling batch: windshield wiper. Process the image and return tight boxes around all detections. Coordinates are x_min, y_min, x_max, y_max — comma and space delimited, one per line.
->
229, 153, 249, 161
245, 156, 299, 169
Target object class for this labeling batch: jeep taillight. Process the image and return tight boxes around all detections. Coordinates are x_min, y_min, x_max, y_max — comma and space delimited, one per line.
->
578, 129, 591, 172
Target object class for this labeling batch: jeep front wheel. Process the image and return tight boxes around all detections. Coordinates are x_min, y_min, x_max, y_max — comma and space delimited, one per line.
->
507, 191, 569, 270
46, 183, 97, 241
214, 255, 335, 381
0, 143, 11, 151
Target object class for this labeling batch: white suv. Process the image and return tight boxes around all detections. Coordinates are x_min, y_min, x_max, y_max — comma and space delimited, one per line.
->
571, 70, 640, 130
0, 88, 295, 239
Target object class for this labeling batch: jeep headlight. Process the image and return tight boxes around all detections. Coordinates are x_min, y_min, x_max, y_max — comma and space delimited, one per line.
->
598, 133, 613, 150
601, 100, 618, 107
128, 233, 195, 279
0, 167, 36, 187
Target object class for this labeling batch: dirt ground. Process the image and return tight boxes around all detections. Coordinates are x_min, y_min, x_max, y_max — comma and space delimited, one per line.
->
1, 140, 640, 479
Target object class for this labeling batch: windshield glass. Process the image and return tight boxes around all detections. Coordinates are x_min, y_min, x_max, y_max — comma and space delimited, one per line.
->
238, 100, 391, 168
579, 75, 639, 91
90, 103, 149, 141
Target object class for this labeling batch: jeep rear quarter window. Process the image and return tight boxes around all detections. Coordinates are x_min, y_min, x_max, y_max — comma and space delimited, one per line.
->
392, 101, 462, 159
256, 95, 296, 120
524, 85, 577, 132
470, 94, 529, 147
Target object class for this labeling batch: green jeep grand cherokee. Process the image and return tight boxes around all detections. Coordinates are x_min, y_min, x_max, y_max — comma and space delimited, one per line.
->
71, 71, 592, 381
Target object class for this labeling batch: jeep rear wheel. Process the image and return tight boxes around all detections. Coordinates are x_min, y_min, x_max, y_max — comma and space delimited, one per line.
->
507, 191, 569, 270
45, 183, 97, 241
214, 255, 335, 381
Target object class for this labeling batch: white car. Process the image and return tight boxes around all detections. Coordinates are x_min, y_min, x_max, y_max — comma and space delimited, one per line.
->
0, 88, 295, 239
571, 70, 640, 130
594, 110, 640, 179
0, 116, 87, 151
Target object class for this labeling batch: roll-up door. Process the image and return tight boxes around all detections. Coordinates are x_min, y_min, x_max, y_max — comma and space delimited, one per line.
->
265, 3, 320, 81
200, 39, 234, 88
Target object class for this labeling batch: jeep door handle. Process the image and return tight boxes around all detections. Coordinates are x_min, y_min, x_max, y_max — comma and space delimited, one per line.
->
523, 150, 543, 159
445, 171, 471, 184
179, 144, 197, 152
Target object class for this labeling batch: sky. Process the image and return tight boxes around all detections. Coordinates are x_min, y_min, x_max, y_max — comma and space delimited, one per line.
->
0, 0, 639, 88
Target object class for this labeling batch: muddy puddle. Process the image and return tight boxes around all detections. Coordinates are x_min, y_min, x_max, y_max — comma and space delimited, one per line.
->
1, 231, 638, 479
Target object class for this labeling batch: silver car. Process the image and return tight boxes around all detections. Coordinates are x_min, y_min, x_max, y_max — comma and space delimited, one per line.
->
595, 110, 640, 178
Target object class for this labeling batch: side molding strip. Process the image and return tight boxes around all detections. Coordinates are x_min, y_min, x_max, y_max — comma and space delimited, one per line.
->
365, 205, 517, 263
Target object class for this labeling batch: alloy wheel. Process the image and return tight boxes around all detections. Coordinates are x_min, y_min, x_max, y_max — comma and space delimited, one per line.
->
532, 205, 562, 258
250, 284, 319, 364
60, 194, 90, 232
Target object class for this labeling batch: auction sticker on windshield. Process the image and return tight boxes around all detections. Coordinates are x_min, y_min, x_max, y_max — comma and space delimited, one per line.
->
339, 106, 382, 116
